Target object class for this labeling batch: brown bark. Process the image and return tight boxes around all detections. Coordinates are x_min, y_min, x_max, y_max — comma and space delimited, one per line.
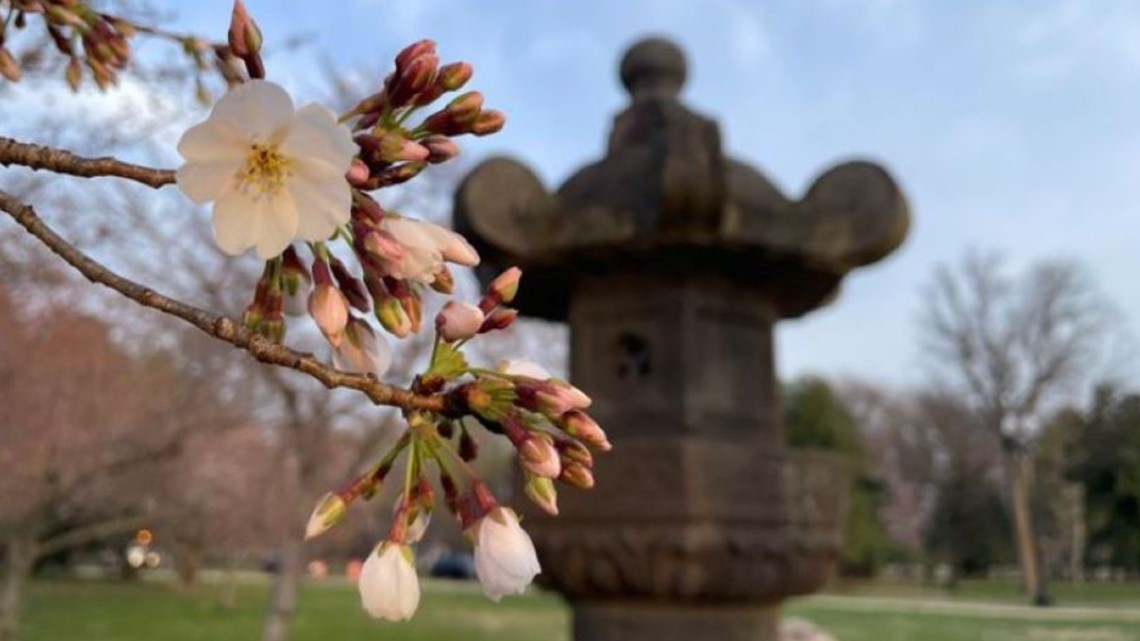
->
1007, 451, 1049, 605
0, 535, 37, 641
260, 536, 305, 641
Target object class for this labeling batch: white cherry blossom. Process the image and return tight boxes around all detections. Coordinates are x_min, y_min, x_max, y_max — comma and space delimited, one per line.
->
358, 542, 420, 621
471, 507, 541, 601
176, 80, 356, 259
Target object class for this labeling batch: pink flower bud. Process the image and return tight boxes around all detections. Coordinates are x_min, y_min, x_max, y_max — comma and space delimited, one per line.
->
332, 319, 392, 377
488, 267, 522, 305
227, 1, 262, 57
524, 475, 558, 516
394, 39, 436, 73
422, 136, 460, 164
439, 231, 480, 267
389, 53, 438, 107
379, 131, 430, 163
558, 439, 594, 468
479, 308, 518, 333
519, 435, 561, 479
435, 301, 485, 342
363, 229, 406, 266
560, 461, 595, 489
308, 283, 350, 346
446, 91, 484, 125
558, 410, 611, 452
438, 61, 473, 91
471, 109, 506, 136
346, 158, 371, 187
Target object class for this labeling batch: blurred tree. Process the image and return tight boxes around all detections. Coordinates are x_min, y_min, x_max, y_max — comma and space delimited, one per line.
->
1065, 386, 1140, 575
895, 390, 1012, 581
784, 376, 890, 576
0, 293, 190, 641
921, 250, 1110, 605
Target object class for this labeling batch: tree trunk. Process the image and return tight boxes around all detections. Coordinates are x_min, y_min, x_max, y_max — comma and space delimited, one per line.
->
0, 535, 38, 641
1008, 451, 1050, 606
173, 543, 203, 589
259, 536, 304, 641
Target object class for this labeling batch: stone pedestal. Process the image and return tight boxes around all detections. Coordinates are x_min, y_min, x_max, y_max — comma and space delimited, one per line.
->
454, 36, 909, 641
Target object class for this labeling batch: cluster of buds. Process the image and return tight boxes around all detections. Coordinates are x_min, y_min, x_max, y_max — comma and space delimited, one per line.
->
0, 0, 134, 87
1, 0, 244, 101
456, 355, 610, 517
151, 2, 607, 625
305, 268, 611, 620
342, 39, 506, 191
235, 37, 505, 386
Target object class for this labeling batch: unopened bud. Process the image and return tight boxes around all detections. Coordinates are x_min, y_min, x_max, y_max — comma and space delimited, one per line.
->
438, 61, 473, 91
446, 91, 484, 125
242, 301, 263, 330
0, 48, 21, 82
375, 296, 412, 338
389, 53, 438, 107
422, 136, 460, 164
227, 1, 262, 57
281, 247, 310, 296
308, 283, 350, 346
305, 492, 348, 540
329, 258, 369, 312
65, 58, 82, 91
430, 266, 455, 294
346, 158, 371, 187
558, 410, 612, 452
394, 39, 436, 73
559, 439, 594, 468
519, 433, 561, 479
479, 308, 517, 333
471, 109, 506, 136
435, 301, 485, 342
560, 461, 595, 489
487, 267, 522, 305
524, 474, 559, 515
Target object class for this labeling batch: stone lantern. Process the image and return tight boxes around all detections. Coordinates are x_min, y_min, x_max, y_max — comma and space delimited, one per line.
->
453, 37, 909, 641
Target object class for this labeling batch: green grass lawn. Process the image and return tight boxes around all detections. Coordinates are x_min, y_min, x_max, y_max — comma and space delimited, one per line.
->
20, 577, 1140, 641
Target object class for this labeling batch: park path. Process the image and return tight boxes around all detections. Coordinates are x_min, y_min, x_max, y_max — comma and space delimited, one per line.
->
804, 595, 1140, 622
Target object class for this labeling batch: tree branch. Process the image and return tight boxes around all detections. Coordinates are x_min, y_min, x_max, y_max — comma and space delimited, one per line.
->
37, 515, 152, 559
0, 137, 176, 189
0, 188, 453, 415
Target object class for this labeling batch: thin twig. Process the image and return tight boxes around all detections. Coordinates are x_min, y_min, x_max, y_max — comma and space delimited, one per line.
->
0, 188, 452, 415
0, 137, 176, 189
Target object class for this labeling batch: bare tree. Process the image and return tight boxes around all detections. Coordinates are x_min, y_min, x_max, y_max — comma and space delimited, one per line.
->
920, 250, 1110, 604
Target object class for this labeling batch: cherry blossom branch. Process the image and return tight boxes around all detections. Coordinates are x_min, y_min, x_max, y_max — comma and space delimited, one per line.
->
0, 137, 176, 189
0, 188, 453, 415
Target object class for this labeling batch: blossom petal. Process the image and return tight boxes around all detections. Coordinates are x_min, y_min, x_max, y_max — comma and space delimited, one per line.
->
212, 191, 259, 255
179, 160, 241, 204
359, 544, 419, 621
288, 158, 352, 242
177, 119, 248, 163
252, 192, 300, 259
283, 103, 357, 171
212, 80, 294, 140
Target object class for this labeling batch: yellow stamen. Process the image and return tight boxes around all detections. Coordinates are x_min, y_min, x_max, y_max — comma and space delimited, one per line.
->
237, 142, 291, 197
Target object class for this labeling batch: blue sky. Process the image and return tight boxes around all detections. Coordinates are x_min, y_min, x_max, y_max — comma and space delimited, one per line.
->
89, 1, 1140, 386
